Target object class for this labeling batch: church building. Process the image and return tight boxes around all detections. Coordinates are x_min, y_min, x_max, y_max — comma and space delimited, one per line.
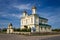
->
7, 23, 14, 33
20, 6, 51, 32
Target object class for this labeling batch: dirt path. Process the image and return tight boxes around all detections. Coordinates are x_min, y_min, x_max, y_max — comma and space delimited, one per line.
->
0, 34, 60, 40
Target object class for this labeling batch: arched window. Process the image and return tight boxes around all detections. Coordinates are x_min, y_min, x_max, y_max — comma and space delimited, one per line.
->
48, 27, 50, 29
31, 18, 33, 23
45, 27, 46, 30
41, 27, 42, 30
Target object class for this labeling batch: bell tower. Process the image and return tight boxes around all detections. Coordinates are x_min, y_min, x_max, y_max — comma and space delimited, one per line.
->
7, 23, 14, 34
23, 10, 28, 17
32, 6, 36, 14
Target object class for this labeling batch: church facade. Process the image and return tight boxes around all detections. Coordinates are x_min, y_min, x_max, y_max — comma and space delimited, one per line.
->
7, 23, 14, 33
20, 6, 51, 32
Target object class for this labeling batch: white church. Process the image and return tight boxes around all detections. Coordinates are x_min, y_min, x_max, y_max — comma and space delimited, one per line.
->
7, 6, 51, 33
20, 6, 51, 32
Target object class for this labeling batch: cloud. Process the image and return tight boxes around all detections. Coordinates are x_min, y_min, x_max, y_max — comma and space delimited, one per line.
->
11, 14, 22, 19
13, 3, 32, 10
38, 7, 60, 29
1, 14, 22, 19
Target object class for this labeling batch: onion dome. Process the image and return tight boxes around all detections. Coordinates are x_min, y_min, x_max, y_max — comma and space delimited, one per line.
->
32, 6, 36, 9
9, 23, 12, 26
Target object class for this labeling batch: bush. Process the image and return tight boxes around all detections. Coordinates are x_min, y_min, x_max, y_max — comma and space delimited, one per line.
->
13, 28, 31, 32
52, 29, 60, 32
20, 28, 31, 32
2, 28, 7, 32
13, 28, 20, 31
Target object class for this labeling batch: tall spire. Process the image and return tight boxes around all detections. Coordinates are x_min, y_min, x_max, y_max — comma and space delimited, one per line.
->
23, 10, 27, 13
9, 23, 12, 26
32, 6, 36, 14
23, 10, 28, 17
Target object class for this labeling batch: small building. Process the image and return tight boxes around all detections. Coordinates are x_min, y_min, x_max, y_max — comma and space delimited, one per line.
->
20, 6, 51, 32
7, 23, 14, 33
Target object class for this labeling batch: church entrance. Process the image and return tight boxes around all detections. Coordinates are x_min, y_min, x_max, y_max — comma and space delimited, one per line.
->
24, 25, 28, 29
9, 29, 10, 34
24, 25, 31, 32
31, 27, 36, 32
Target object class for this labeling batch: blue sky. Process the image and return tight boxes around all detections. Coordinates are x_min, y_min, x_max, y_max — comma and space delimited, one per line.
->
0, 0, 60, 29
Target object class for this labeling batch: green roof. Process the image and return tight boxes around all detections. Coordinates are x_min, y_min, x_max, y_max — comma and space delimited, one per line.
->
32, 14, 48, 20
39, 23, 51, 27
39, 17, 48, 21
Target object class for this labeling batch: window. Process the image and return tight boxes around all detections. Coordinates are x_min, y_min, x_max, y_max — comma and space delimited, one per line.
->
45, 27, 46, 30
48, 27, 50, 29
26, 19, 27, 24
31, 18, 33, 23
36, 18, 38, 23
40, 20, 42, 23
21, 20, 23, 24
22, 21, 23, 24
41, 27, 42, 30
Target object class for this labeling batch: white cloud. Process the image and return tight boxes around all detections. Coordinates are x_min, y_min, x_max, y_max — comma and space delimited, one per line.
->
13, 3, 31, 10
1, 13, 22, 19
2, 15, 7, 17
12, 14, 22, 18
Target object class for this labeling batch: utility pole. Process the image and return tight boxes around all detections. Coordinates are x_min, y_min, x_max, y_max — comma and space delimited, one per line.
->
1, 24, 4, 32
